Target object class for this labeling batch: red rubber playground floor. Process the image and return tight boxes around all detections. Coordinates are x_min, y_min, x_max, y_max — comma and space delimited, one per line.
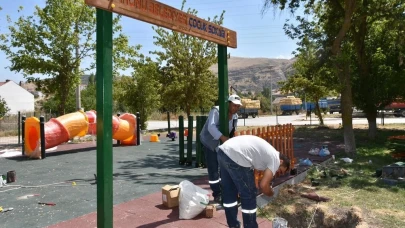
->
0, 133, 335, 228
45, 135, 335, 228
47, 176, 274, 228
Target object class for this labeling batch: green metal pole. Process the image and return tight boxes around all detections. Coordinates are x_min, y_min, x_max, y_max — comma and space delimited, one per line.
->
195, 116, 201, 167
167, 111, 171, 135
18, 111, 21, 145
186, 115, 193, 166
201, 115, 207, 167
179, 115, 185, 165
218, 45, 229, 137
96, 9, 113, 228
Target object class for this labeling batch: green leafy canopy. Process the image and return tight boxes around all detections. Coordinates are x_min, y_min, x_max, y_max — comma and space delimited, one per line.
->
0, 0, 140, 114
151, 0, 223, 116
0, 96, 10, 118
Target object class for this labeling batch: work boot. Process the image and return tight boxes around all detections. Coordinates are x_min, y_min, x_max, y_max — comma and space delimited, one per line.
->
214, 195, 222, 204
230, 221, 241, 228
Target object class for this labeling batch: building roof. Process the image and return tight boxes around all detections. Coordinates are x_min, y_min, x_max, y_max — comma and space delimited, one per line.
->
0, 82, 7, 87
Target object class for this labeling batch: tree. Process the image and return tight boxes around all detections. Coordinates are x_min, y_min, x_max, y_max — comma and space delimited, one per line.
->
115, 57, 161, 130
258, 95, 271, 113
262, 0, 357, 154
0, 96, 10, 118
40, 92, 76, 115
279, 38, 333, 125
0, 1, 95, 114
261, 86, 271, 99
0, 0, 140, 114
81, 74, 96, 111
260, 87, 271, 113
151, 0, 221, 116
349, 2, 405, 139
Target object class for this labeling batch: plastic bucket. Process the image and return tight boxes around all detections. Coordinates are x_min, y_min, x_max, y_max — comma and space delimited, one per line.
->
150, 134, 160, 142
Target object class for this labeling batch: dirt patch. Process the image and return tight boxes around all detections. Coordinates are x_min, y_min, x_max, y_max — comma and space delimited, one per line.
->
262, 184, 367, 228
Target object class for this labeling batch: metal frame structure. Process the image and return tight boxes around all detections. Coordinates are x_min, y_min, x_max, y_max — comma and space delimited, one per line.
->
85, 1, 237, 227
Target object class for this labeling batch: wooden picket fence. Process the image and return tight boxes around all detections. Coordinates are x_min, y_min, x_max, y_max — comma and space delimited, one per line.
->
234, 124, 296, 182
234, 123, 295, 163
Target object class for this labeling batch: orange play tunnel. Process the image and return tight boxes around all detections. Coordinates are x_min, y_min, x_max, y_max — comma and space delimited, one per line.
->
112, 113, 137, 145
24, 111, 138, 158
24, 111, 88, 158
24, 117, 41, 153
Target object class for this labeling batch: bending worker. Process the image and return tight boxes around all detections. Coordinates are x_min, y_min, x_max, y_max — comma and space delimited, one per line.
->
200, 94, 242, 203
217, 135, 290, 228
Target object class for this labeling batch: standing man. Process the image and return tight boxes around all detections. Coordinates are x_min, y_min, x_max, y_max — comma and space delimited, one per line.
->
200, 94, 242, 203
217, 135, 290, 228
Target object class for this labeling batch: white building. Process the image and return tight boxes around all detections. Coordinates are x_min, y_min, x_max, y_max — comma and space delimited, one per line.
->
0, 80, 35, 114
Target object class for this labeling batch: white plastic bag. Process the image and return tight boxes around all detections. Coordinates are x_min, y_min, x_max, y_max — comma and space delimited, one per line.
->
179, 180, 209, 219
319, 148, 330, 156
340, 157, 353, 163
273, 217, 288, 228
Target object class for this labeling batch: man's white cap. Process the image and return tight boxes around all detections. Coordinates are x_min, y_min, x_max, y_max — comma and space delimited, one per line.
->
228, 94, 242, 105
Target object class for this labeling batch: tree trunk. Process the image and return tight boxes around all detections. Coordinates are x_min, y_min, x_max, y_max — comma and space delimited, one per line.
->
366, 111, 378, 139
186, 105, 191, 117
315, 102, 324, 125
340, 64, 357, 154
353, 2, 375, 140
330, 0, 357, 155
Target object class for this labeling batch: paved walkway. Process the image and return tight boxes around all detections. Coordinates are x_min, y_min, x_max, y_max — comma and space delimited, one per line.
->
0, 134, 333, 227
48, 177, 274, 228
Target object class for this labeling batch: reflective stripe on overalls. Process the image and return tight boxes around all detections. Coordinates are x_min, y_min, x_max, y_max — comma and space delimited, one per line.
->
208, 178, 221, 184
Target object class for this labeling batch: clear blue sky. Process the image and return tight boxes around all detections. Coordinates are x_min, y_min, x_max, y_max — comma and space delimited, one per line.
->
0, 0, 299, 82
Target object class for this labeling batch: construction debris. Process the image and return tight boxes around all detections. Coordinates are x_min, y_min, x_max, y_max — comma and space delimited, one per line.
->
300, 192, 331, 202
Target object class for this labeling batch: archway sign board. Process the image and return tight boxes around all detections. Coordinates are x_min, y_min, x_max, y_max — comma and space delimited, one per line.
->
84, 1, 237, 227
86, 0, 237, 48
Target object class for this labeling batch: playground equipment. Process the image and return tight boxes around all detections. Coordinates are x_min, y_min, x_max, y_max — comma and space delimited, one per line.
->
166, 132, 177, 141
178, 115, 207, 168
149, 134, 160, 142
85, 0, 238, 222
24, 111, 137, 158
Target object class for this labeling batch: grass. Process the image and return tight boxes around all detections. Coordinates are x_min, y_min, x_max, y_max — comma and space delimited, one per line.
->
259, 124, 405, 228
0, 130, 18, 137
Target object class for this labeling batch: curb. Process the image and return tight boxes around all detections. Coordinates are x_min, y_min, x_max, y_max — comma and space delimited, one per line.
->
256, 158, 332, 208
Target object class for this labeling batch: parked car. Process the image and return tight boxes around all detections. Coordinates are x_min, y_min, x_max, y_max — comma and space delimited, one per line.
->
385, 101, 405, 117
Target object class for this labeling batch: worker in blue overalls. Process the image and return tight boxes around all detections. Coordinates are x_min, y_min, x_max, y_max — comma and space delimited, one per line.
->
200, 94, 241, 204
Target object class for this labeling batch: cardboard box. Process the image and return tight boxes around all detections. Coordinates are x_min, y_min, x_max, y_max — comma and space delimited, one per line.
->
205, 205, 216, 218
162, 185, 180, 208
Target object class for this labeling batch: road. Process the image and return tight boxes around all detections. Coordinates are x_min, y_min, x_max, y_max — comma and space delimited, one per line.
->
146, 113, 405, 131
2, 114, 403, 146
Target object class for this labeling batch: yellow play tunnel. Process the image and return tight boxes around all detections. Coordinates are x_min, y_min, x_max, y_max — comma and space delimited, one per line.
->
24, 111, 89, 158
24, 111, 138, 158
56, 111, 88, 138
112, 113, 137, 145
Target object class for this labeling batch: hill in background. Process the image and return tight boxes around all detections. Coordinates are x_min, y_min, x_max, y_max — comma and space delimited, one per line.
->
209, 56, 295, 94
20, 57, 296, 96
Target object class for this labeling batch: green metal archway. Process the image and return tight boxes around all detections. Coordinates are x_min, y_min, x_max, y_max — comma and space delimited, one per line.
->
85, 1, 237, 227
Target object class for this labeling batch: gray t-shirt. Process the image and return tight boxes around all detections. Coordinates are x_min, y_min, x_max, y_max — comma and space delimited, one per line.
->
218, 135, 280, 175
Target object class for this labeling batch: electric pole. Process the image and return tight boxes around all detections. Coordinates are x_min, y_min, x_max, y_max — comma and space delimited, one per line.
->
270, 73, 273, 115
